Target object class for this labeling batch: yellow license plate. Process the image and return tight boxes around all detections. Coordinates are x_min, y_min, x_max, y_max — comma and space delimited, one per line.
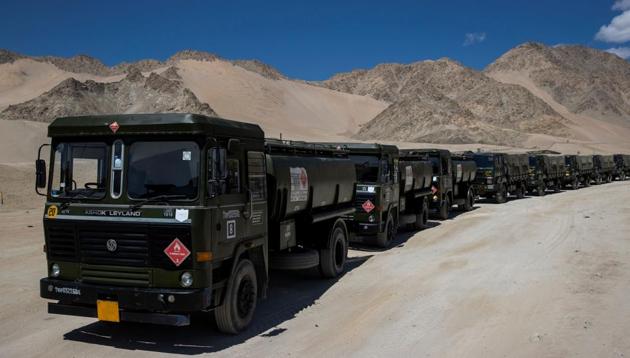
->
96, 300, 120, 322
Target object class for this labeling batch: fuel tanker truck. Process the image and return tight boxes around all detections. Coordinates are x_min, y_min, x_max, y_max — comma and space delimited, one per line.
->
315, 143, 432, 248
36, 113, 355, 334
563, 155, 595, 188
400, 149, 476, 220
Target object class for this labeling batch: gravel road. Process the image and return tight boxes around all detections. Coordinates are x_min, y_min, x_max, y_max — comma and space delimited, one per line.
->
1, 182, 629, 357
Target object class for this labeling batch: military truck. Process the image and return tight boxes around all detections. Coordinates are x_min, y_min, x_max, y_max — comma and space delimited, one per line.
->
563, 155, 594, 189
471, 153, 529, 203
317, 143, 432, 248
527, 155, 565, 195
613, 154, 630, 180
593, 155, 616, 184
36, 113, 356, 334
400, 149, 476, 220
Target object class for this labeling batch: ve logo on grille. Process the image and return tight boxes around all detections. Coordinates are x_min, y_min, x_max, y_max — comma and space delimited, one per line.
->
106, 239, 118, 252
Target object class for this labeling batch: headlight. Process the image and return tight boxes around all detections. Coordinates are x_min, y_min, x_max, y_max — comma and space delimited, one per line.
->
180, 272, 193, 287
368, 215, 375, 223
51, 263, 60, 277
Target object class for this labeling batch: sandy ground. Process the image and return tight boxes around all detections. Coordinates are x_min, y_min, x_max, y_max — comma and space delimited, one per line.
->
0, 181, 628, 357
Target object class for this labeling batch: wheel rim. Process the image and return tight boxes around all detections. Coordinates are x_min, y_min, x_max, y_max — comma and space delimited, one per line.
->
236, 276, 255, 319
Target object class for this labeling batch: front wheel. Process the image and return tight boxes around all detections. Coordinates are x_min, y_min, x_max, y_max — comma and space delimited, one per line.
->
320, 220, 348, 278
460, 189, 474, 211
414, 198, 429, 230
516, 185, 525, 199
495, 184, 507, 203
376, 213, 396, 248
215, 259, 258, 334
438, 198, 450, 220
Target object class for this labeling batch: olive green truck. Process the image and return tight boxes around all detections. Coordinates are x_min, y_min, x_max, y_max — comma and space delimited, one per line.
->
319, 143, 433, 248
37, 114, 356, 334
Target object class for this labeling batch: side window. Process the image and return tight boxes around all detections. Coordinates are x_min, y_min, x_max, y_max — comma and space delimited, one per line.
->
441, 157, 449, 175
392, 159, 399, 184
247, 151, 267, 201
226, 159, 240, 194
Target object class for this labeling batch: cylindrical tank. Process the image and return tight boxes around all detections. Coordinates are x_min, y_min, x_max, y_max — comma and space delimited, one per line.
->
452, 159, 477, 183
399, 160, 432, 193
266, 153, 356, 222
594, 155, 615, 172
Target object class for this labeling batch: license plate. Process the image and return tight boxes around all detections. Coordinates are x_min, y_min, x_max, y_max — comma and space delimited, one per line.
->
487, 184, 494, 190
96, 300, 120, 322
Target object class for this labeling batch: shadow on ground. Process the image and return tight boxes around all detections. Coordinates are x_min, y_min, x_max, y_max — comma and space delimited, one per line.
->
62, 255, 371, 355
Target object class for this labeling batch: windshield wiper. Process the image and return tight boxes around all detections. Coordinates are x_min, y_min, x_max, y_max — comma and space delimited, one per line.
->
130, 194, 188, 210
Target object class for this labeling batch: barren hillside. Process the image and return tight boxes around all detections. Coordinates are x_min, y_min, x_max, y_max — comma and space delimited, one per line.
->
322, 58, 570, 145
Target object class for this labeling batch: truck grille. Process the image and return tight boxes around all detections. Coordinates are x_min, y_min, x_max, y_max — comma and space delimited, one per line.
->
45, 220, 192, 270
354, 193, 376, 212
81, 264, 151, 287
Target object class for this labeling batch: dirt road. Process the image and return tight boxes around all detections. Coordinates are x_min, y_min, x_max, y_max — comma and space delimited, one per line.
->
1, 182, 629, 357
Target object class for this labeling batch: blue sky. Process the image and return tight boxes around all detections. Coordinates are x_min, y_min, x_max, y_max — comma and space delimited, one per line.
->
1, 0, 629, 80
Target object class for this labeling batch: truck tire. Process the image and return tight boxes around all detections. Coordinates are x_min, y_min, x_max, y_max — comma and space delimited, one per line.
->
215, 259, 257, 334
495, 184, 507, 203
414, 198, 429, 230
269, 248, 319, 271
516, 185, 525, 199
606, 175, 612, 183
376, 213, 396, 248
536, 183, 546, 196
584, 177, 591, 187
438, 197, 450, 220
571, 178, 579, 190
319, 220, 348, 278
459, 189, 474, 211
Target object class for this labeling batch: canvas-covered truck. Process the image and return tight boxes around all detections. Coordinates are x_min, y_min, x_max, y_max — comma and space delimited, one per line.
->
527, 155, 565, 195
36, 113, 355, 334
593, 155, 616, 184
317, 143, 400, 247
471, 153, 529, 203
563, 155, 594, 189
400, 149, 476, 220
613, 154, 630, 180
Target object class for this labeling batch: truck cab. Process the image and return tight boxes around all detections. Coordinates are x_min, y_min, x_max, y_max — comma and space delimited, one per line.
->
321, 143, 400, 248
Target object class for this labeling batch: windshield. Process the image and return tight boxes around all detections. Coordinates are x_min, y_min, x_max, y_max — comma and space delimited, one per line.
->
349, 155, 380, 183
50, 142, 108, 199
474, 155, 494, 169
127, 141, 200, 199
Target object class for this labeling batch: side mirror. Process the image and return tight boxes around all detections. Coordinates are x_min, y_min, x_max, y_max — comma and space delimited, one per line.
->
208, 147, 227, 197
36, 159, 47, 189
227, 138, 241, 154
35, 143, 50, 196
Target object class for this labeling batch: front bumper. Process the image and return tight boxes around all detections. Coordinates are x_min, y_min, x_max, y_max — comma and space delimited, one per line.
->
40, 278, 212, 326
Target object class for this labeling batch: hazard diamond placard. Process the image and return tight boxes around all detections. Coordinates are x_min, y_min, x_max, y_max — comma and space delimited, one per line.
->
164, 238, 191, 266
362, 199, 375, 213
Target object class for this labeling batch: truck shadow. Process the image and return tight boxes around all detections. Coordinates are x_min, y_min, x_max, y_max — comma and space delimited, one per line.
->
350, 221, 442, 253
61, 255, 371, 355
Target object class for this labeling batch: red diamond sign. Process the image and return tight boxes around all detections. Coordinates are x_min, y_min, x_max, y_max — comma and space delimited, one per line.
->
362, 199, 375, 213
109, 121, 120, 133
164, 238, 190, 267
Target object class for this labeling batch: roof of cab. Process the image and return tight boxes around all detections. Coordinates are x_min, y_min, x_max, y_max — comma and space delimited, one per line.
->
47, 113, 264, 139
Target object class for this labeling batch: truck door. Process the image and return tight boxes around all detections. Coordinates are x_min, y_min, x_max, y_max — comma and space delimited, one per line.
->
442, 155, 453, 194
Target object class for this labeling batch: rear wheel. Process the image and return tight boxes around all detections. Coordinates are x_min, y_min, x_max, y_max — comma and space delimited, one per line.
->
536, 183, 546, 196
495, 184, 507, 203
414, 198, 429, 230
516, 185, 525, 199
572, 178, 579, 190
460, 189, 474, 211
319, 220, 348, 278
215, 259, 257, 334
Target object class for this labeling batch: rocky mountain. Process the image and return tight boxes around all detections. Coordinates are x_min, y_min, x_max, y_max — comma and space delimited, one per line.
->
0, 67, 216, 121
486, 42, 630, 122
322, 58, 569, 145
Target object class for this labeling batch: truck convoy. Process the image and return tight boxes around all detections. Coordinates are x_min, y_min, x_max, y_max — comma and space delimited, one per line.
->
36, 114, 356, 334
563, 155, 594, 189
400, 149, 477, 220
593, 155, 616, 184
527, 154, 565, 195
35, 113, 628, 335
470, 152, 529, 202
